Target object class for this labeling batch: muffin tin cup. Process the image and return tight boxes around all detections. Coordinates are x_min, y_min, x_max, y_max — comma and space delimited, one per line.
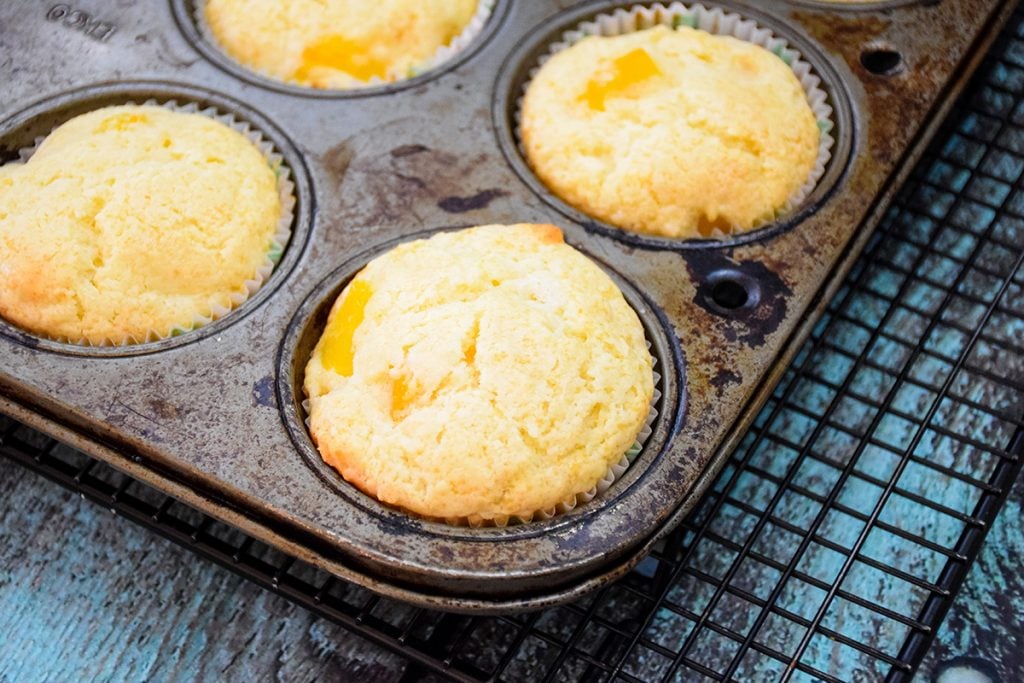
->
512, 1, 837, 241
287, 227, 674, 532
5, 97, 298, 348
193, 0, 498, 92
274, 231, 685, 596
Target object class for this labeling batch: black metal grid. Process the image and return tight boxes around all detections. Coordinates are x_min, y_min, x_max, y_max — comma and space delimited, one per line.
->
4, 6, 1024, 681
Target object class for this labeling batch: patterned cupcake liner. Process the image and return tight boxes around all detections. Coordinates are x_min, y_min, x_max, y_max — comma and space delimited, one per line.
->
515, 2, 837, 239
303, 341, 662, 529
12, 99, 295, 346
195, 0, 496, 90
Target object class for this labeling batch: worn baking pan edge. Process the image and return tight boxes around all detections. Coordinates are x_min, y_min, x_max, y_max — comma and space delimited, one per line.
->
0, 0, 1015, 613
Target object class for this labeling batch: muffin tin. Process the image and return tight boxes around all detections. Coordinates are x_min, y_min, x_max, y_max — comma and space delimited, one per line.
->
0, 0, 1013, 612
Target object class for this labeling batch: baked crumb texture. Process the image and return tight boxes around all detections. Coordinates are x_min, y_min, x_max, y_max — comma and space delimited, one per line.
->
521, 25, 821, 240
304, 224, 655, 524
204, 0, 478, 89
0, 104, 281, 345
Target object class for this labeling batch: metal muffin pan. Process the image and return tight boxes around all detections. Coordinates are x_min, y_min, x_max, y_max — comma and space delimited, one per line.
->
0, 0, 1014, 612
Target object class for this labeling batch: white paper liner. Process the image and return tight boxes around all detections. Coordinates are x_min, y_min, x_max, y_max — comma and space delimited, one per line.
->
12, 99, 296, 346
195, 0, 496, 90
303, 341, 662, 529
515, 2, 837, 239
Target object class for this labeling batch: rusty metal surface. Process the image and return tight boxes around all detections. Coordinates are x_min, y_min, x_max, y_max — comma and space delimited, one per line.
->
0, 0, 1011, 611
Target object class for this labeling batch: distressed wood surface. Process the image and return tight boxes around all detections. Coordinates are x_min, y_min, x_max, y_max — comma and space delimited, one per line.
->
919, 474, 1024, 682
0, 458, 407, 682
2, 449, 1022, 681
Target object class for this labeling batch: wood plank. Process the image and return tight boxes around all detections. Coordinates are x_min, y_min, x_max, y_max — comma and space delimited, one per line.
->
0, 458, 409, 681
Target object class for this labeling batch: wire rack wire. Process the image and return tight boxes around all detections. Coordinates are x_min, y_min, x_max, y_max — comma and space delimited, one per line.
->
4, 6, 1024, 682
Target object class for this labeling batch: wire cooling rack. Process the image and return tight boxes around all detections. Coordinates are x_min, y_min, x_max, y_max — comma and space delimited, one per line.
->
4, 6, 1024, 681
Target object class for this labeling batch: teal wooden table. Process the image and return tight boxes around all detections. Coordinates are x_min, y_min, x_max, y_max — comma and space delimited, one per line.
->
4, 5, 1024, 683
0, 456, 403, 681
0, 456, 1017, 681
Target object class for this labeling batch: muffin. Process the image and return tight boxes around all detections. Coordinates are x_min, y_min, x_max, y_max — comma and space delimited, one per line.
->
304, 224, 655, 524
0, 104, 282, 344
204, 0, 479, 89
520, 24, 821, 239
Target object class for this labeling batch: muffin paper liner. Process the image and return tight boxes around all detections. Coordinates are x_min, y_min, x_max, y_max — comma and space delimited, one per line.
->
515, 2, 837, 239
12, 99, 296, 346
303, 341, 661, 528
424, 0, 496, 79
196, 0, 496, 90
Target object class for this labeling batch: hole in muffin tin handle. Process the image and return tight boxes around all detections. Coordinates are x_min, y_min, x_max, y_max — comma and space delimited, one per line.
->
861, 45, 904, 76
703, 270, 763, 316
